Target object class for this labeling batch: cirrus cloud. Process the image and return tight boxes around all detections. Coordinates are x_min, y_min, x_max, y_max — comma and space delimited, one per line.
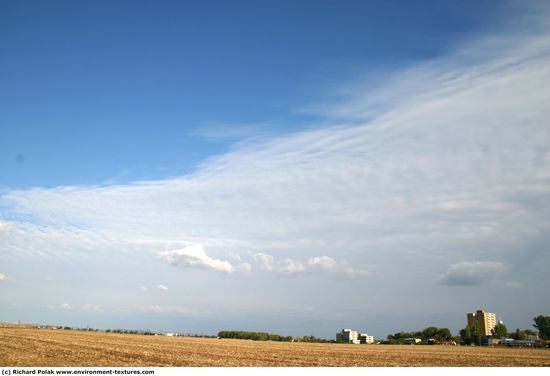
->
0, 3, 549, 337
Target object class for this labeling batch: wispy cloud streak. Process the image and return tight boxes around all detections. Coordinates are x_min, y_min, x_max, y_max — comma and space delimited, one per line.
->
1, 11, 549, 296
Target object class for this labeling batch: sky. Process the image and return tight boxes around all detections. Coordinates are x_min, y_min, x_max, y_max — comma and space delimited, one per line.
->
1, 0, 549, 339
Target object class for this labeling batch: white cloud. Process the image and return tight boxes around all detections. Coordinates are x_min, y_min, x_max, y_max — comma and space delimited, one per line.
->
158, 244, 235, 273
281, 259, 306, 274
235, 263, 252, 273
0, 221, 13, 233
254, 253, 275, 271
60, 303, 72, 310
140, 284, 168, 291
438, 261, 505, 286
0, 273, 6, 281
81, 303, 103, 312
307, 256, 337, 271
252, 253, 366, 278
308, 256, 366, 278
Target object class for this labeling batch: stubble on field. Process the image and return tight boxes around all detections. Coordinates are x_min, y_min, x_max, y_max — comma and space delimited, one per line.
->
1, 326, 549, 367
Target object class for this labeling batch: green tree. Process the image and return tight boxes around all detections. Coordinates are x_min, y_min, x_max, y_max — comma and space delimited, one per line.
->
533, 315, 550, 340
217, 330, 294, 342
511, 329, 526, 340
491, 323, 508, 338
421, 327, 452, 342
421, 327, 439, 339
434, 328, 452, 342
511, 328, 539, 340
464, 320, 483, 345
460, 326, 473, 345
524, 329, 538, 338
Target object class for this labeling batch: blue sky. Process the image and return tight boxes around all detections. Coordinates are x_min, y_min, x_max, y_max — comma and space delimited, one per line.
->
2, 0, 502, 188
1, 0, 550, 339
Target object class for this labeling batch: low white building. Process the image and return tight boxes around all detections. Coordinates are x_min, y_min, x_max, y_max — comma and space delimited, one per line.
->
337, 329, 373, 344
359, 333, 374, 344
337, 328, 359, 344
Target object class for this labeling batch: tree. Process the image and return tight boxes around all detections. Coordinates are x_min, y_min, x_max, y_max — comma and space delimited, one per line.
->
387, 327, 453, 344
434, 328, 452, 342
511, 328, 539, 340
464, 320, 483, 345
460, 326, 473, 345
533, 315, 550, 340
421, 327, 439, 340
491, 323, 508, 338
524, 329, 538, 337
511, 329, 526, 340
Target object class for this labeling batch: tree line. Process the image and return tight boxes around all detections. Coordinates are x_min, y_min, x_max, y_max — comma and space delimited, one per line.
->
217, 330, 293, 341
217, 330, 333, 343
385, 326, 453, 344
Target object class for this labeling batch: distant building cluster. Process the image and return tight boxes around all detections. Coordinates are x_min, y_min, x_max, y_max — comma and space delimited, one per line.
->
467, 308, 543, 347
336, 328, 374, 344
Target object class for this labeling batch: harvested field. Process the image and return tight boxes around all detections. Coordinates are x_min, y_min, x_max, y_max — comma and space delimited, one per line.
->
1, 325, 549, 367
